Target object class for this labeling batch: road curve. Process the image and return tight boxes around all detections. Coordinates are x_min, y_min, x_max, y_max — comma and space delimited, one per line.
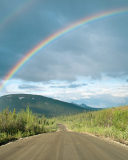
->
0, 124, 128, 160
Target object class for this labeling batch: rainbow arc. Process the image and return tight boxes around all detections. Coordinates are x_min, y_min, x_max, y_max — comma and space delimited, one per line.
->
0, 7, 128, 93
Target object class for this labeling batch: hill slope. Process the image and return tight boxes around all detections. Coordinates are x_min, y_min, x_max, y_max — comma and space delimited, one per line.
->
0, 94, 86, 117
59, 105, 128, 144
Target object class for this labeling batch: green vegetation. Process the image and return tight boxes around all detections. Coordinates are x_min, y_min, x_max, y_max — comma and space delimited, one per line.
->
0, 107, 58, 145
57, 106, 128, 144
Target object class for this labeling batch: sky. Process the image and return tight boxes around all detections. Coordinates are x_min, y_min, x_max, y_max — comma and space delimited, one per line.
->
0, 0, 128, 108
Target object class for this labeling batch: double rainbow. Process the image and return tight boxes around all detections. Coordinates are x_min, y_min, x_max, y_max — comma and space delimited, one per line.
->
0, 7, 128, 93
0, 0, 36, 31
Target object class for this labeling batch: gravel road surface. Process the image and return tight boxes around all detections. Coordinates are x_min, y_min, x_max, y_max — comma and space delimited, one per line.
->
0, 124, 128, 160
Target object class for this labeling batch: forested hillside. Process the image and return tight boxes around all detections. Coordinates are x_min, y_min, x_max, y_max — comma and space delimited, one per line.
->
0, 94, 86, 117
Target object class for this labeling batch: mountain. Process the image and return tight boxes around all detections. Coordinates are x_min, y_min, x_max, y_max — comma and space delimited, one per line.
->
79, 103, 91, 108
72, 103, 102, 111
0, 94, 86, 118
80, 103, 102, 111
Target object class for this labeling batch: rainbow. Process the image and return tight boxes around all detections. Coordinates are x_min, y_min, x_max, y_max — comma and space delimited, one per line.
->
0, 7, 128, 93
0, 0, 36, 31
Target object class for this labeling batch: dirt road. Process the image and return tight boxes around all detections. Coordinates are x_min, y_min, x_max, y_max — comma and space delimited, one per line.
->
0, 124, 128, 160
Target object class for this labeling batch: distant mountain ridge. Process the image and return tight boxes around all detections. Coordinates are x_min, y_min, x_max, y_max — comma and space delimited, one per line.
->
71, 102, 90, 108
0, 94, 86, 118
79, 103, 93, 108
71, 102, 102, 111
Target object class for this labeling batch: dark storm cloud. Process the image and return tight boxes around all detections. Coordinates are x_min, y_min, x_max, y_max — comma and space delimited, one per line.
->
15, 24, 128, 82
0, 0, 71, 79
0, 0, 128, 82
0, 48, 21, 79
